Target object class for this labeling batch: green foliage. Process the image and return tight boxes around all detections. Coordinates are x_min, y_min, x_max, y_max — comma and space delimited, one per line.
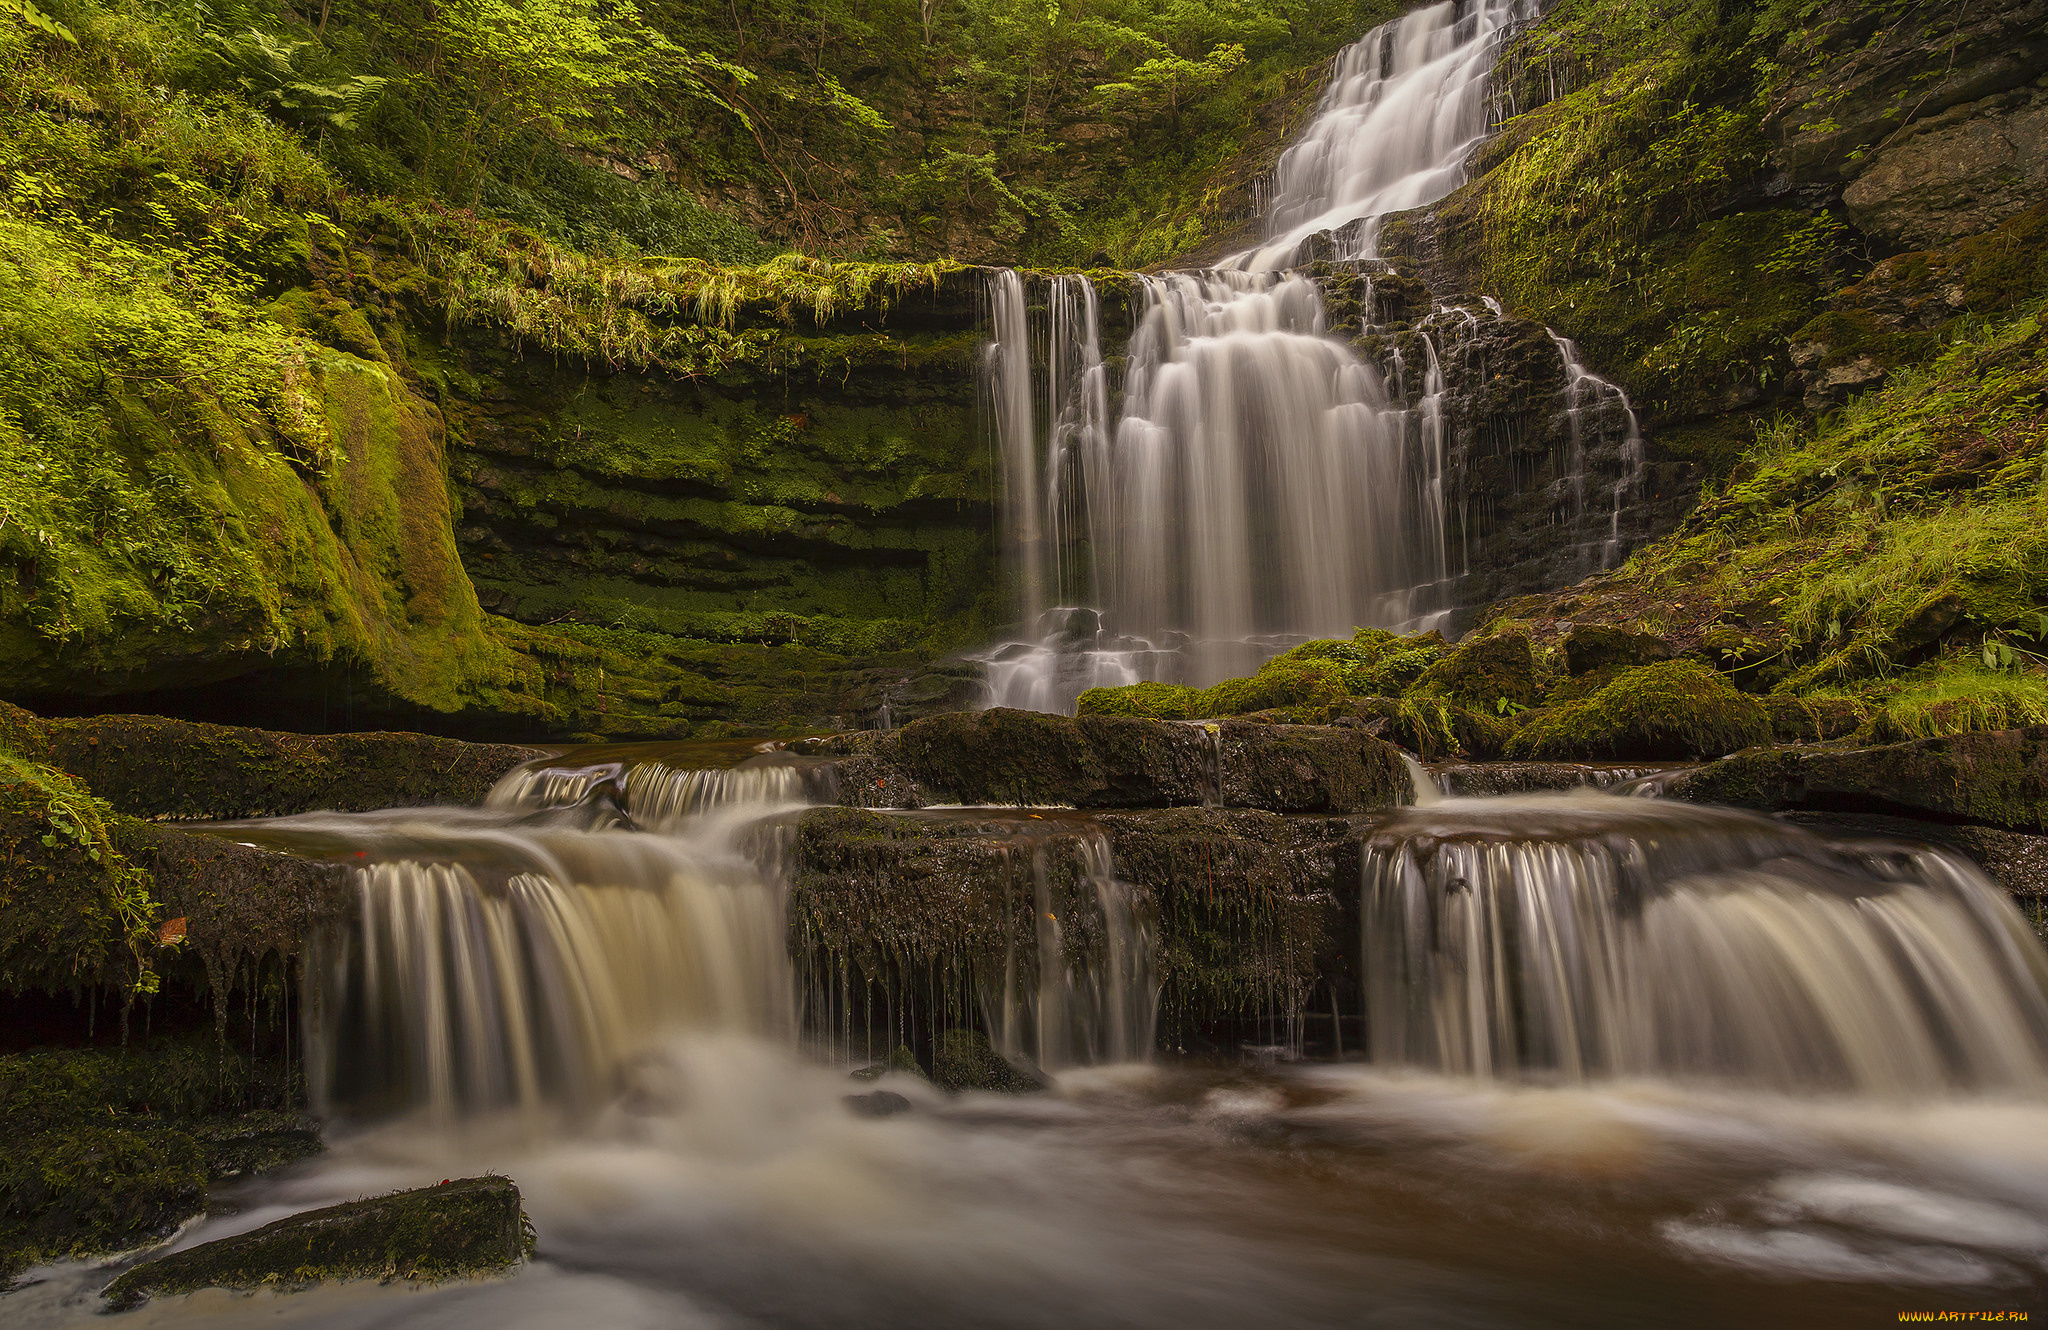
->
1632, 302, 2048, 697
2, 0, 72, 43
202, 28, 388, 130
0, 751, 161, 999
1865, 662, 2048, 742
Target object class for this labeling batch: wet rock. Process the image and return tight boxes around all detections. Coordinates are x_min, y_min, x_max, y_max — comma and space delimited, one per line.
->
1429, 761, 1667, 796
789, 805, 1359, 1062
931, 1029, 1048, 1093
192, 1111, 323, 1180
1777, 810, 2048, 897
39, 714, 545, 820
849, 1046, 925, 1082
0, 1044, 314, 1282
842, 1090, 915, 1117
1659, 725, 2048, 831
1843, 92, 2048, 251
102, 1176, 533, 1308
1214, 722, 1406, 813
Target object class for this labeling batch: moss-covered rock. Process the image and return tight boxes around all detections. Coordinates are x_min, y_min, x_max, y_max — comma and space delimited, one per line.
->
864, 709, 1407, 814
1563, 625, 1674, 675
790, 804, 1358, 1060
1, 1043, 316, 1281
1215, 721, 1408, 811
931, 1030, 1048, 1093
102, 1176, 532, 1307
1416, 631, 1538, 709
1505, 660, 1771, 761
1075, 681, 1202, 720
1764, 694, 1868, 744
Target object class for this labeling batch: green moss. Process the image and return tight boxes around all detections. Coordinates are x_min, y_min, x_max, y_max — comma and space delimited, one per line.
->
1416, 631, 1537, 709
931, 1029, 1047, 1093
1, 1042, 315, 1281
1076, 681, 1202, 720
1357, 637, 1448, 695
1562, 624, 1674, 676
0, 752, 159, 999
1506, 660, 1770, 761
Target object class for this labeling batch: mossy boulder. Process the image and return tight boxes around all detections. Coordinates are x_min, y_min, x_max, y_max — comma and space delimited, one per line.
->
1416, 632, 1538, 709
1563, 625, 1675, 675
1357, 636, 1447, 695
1216, 721, 1408, 812
931, 1029, 1048, 1093
1203, 657, 1350, 715
1765, 694, 1869, 744
1505, 661, 1771, 761
1334, 696, 1513, 761
103, 1176, 533, 1307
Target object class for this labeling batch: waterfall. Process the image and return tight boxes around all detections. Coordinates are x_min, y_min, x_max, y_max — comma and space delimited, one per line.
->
1548, 331, 1647, 571
303, 817, 798, 1118
1238, 0, 1532, 271
1359, 794, 2048, 1095
487, 751, 830, 834
984, 827, 1159, 1069
978, 0, 1534, 712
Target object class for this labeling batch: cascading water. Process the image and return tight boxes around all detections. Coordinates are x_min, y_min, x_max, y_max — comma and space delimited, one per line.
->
1549, 331, 1648, 572
1239, 0, 1532, 270
985, 825, 1158, 1070
291, 760, 818, 1119
275, 749, 1163, 1123
977, 0, 1535, 711
1360, 793, 2048, 1095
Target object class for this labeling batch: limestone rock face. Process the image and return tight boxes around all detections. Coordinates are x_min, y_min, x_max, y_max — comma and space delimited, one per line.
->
1844, 93, 2048, 250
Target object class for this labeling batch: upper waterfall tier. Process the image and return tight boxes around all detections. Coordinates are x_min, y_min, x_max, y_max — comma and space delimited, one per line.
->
1234, 0, 1530, 270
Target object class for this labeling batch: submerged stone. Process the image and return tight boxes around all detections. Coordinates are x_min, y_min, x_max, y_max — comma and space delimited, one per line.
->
842, 1090, 915, 1118
102, 1175, 533, 1308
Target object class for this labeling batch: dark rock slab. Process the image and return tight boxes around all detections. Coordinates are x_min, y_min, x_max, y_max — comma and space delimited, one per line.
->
1659, 726, 2048, 832
103, 1176, 532, 1308
802, 710, 1407, 813
42, 715, 545, 821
